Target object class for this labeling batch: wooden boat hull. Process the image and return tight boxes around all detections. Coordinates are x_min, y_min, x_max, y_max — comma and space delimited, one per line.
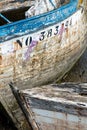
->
14, 83, 87, 130
0, 1, 87, 129
0, 7, 87, 88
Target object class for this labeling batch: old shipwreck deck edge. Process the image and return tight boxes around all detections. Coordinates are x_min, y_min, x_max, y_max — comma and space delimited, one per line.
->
11, 83, 87, 130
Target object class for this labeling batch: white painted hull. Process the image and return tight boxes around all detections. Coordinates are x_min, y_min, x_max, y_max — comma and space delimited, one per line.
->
0, 8, 87, 88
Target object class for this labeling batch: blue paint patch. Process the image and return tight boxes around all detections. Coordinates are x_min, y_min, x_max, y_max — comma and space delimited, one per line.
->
0, 0, 78, 43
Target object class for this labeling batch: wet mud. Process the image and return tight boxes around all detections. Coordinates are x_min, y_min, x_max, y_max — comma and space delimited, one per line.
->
61, 48, 87, 83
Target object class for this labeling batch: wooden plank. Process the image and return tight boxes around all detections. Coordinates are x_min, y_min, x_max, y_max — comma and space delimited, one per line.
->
21, 83, 87, 116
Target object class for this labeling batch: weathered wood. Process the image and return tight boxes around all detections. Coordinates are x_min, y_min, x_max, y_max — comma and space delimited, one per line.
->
21, 83, 87, 116
0, 6, 87, 88
10, 82, 39, 130
0, 1, 87, 130
0, 83, 30, 130
19, 83, 87, 130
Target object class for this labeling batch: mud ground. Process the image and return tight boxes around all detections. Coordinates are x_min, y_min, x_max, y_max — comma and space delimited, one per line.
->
61, 48, 87, 83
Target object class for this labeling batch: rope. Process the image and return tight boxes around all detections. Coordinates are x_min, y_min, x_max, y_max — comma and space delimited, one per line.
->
49, 0, 56, 9
0, 13, 11, 23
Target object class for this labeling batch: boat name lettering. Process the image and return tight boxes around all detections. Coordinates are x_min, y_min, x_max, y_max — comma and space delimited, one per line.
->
16, 19, 71, 47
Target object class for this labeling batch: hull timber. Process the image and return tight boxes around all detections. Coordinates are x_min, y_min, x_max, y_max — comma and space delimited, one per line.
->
0, 7, 87, 88
0, 0, 87, 129
14, 83, 87, 130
